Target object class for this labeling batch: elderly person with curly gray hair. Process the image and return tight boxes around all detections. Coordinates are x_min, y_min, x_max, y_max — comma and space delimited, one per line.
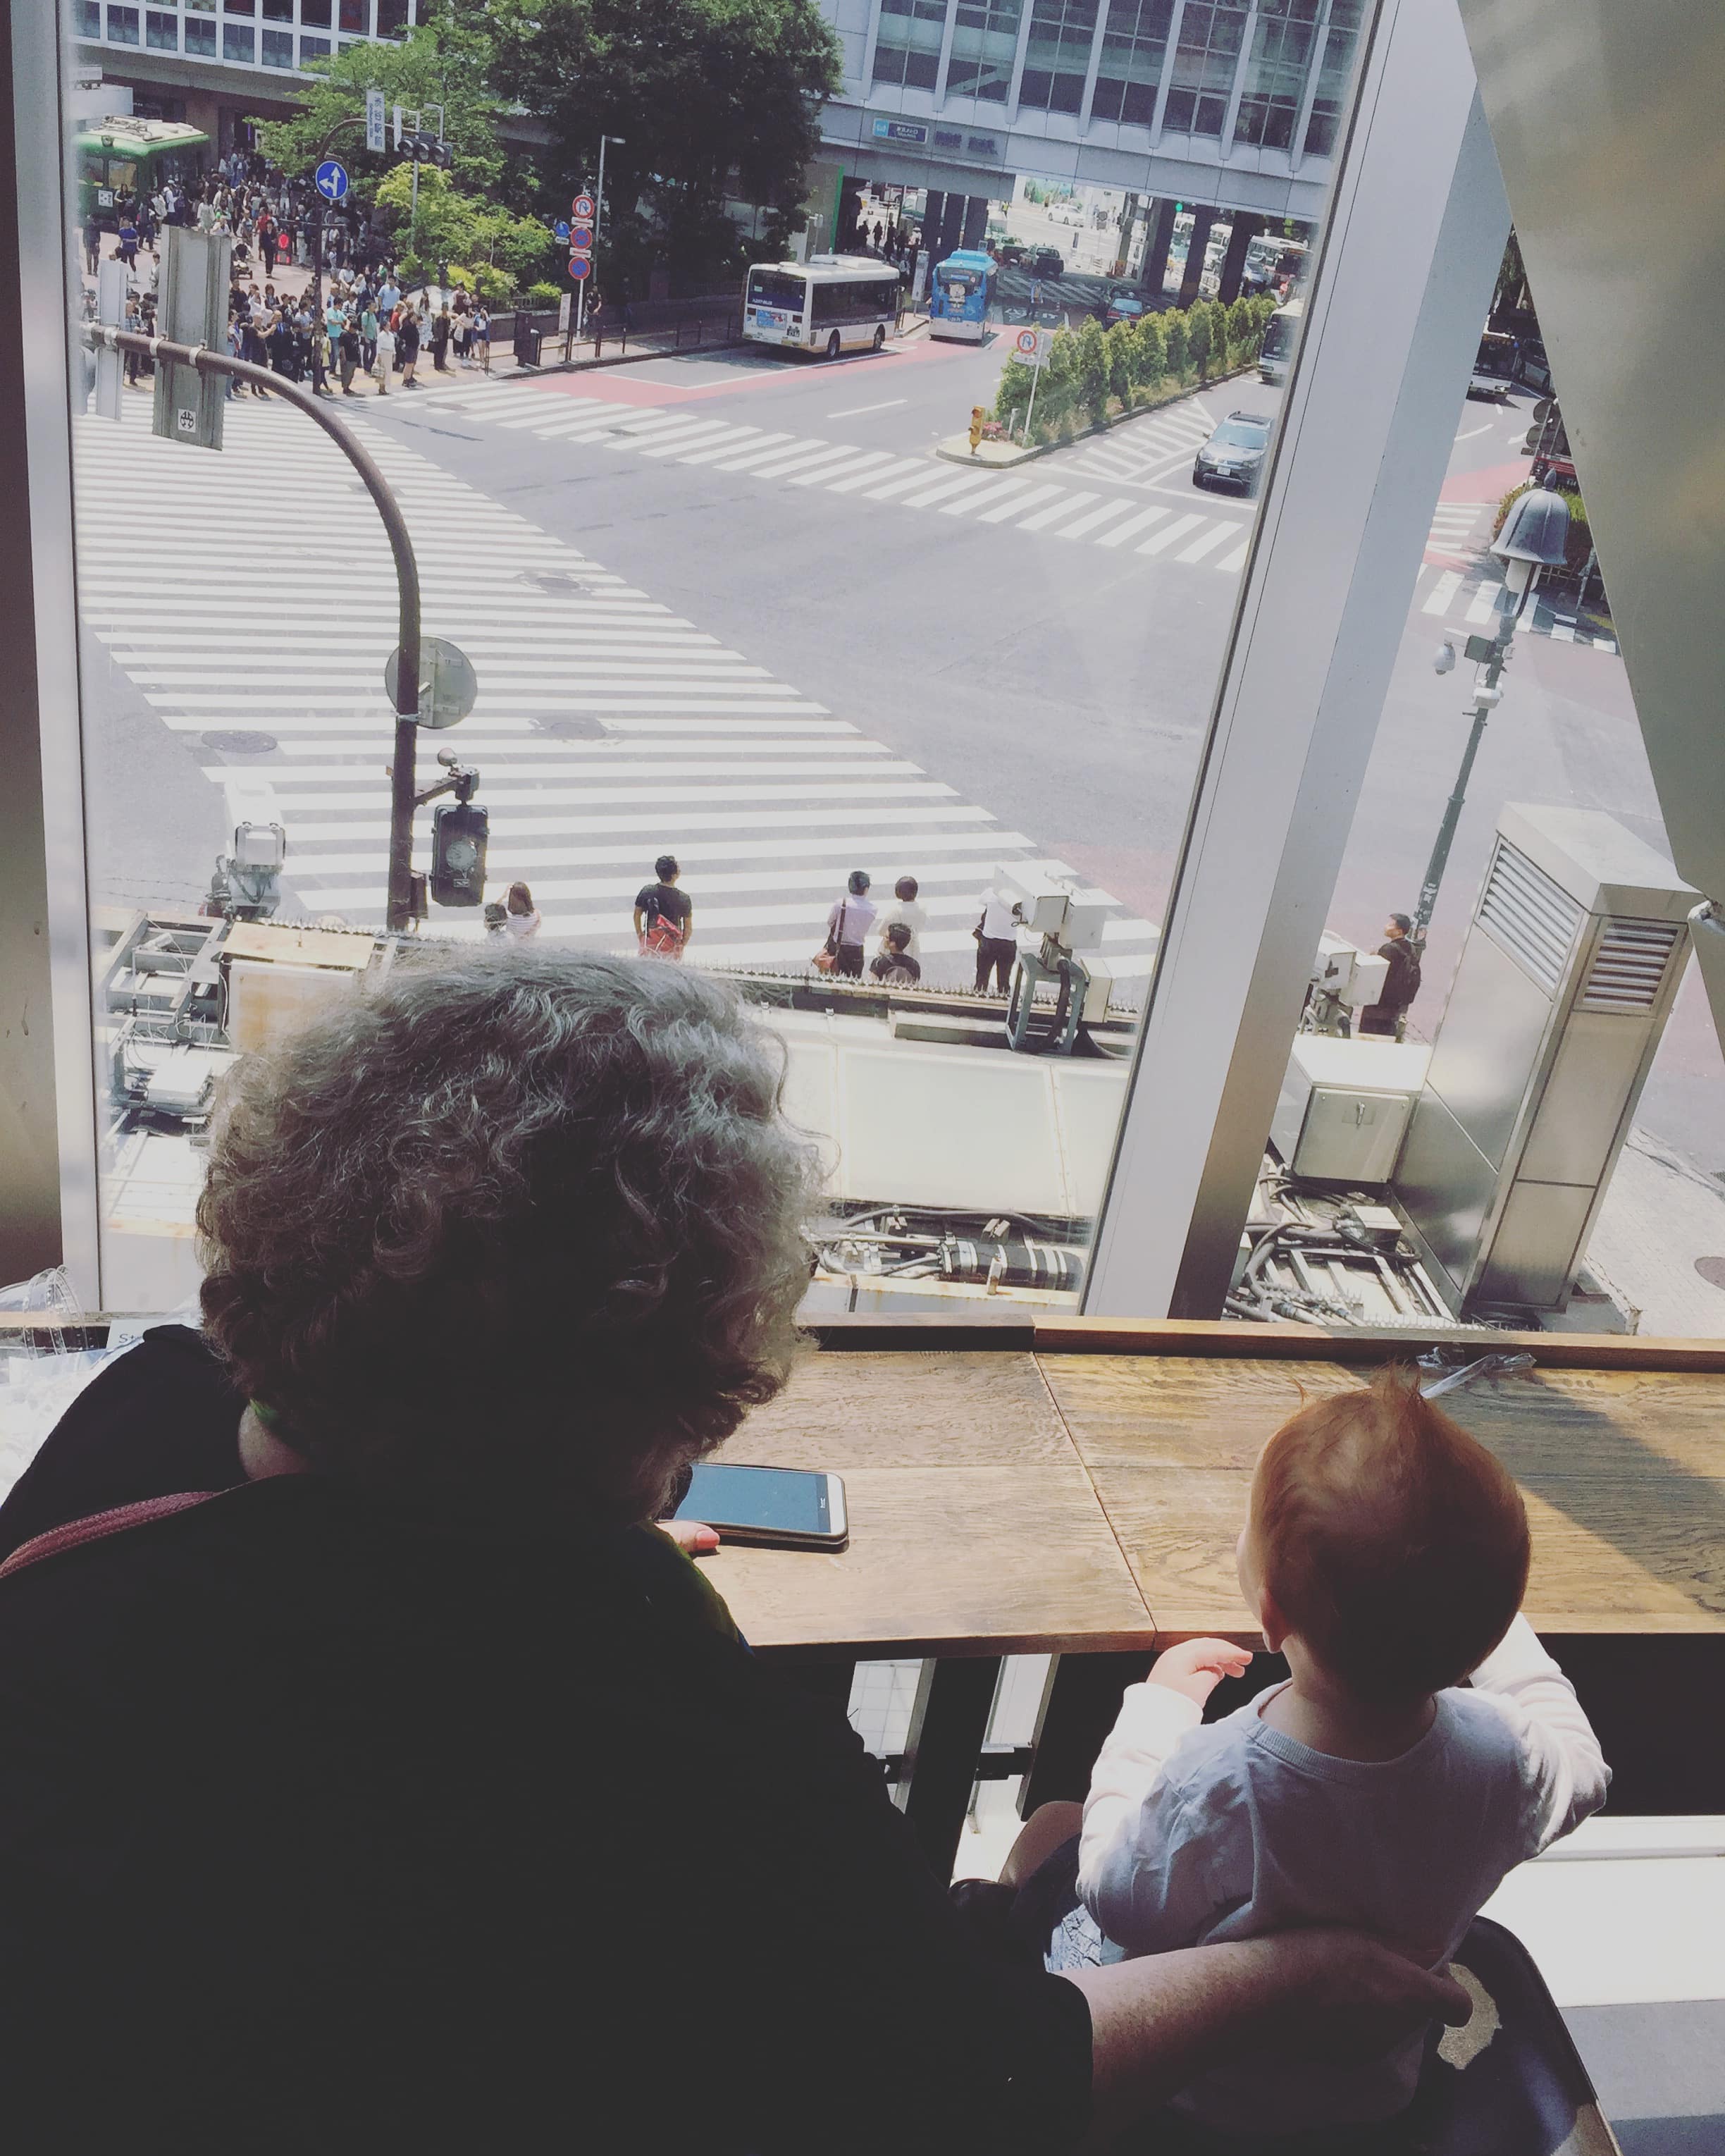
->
0, 952, 1463, 2154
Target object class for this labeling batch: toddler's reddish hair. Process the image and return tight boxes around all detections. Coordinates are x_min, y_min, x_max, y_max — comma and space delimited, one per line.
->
1250, 1365, 1530, 1703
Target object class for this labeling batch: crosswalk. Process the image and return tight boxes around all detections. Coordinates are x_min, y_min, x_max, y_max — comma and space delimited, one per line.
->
1416, 562, 1619, 652
399, 381, 1256, 572
71, 400, 1162, 978
1057, 400, 1223, 490
1425, 499, 1491, 560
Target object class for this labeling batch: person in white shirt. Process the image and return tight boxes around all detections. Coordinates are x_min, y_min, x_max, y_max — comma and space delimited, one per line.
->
1056, 1367, 1608, 2138
824, 870, 877, 979
973, 884, 1020, 994
875, 875, 927, 963
371, 322, 396, 393
502, 880, 542, 939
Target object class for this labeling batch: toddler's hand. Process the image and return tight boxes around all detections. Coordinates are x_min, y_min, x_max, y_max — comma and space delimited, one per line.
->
1147, 1637, 1254, 1707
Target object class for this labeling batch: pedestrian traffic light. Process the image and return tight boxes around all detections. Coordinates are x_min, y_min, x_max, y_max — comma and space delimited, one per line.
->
430, 801, 488, 906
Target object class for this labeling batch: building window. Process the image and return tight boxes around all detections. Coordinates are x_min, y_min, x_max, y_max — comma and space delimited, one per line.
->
74, 0, 101, 34
340, 0, 369, 32
870, 0, 947, 92
224, 0, 254, 12
184, 0, 213, 10
299, 33, 331, 63
184, 13, 216, 51
1232, 0, 1320, 148
1304, 0, 1363, 156
145, 8, 178, 45
262, 0, 292, 18
1089, 0, 1171, 124
261, 27, 293, 63
1018, 0, 1097, 115
946, 0, 1022, 101
300, 0, 332, 21
223, 21, 255, 58
106, 6, 140, 44
376, 0, 412, 35
1161, 0, 1248, 136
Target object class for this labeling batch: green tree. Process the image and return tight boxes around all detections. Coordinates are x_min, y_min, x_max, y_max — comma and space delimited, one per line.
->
371, 164, 557, 288
1186, 302, 1212, 380
993, 355, 1035, 433
1225, 297, 1251, 366
1132, 310, 1166, 390
1075, 317, 1110, 423
1163, 307, 1189, 379
259, 11, 505, 204
489, 0, 841, 290
1106, 319, 1135, 406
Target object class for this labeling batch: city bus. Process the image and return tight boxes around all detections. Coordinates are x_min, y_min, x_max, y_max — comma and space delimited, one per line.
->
1258, 295, 1304, 383
78, 116, 209, 226
927, 249, 995, 342
743, 257, 902, 359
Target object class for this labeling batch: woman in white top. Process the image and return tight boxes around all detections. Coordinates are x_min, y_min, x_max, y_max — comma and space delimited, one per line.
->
371, 322, 396, 393
503, 880, 542, 939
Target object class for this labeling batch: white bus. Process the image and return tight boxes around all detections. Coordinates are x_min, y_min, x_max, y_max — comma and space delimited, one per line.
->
1258, 295, 1304, 384
743, 256, 901, 359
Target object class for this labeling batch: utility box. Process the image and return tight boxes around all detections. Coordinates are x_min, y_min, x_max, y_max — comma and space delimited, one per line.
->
1270, 1035, 1429, 1184
1392, 805, 1695, 1316
152, 225, 231, 452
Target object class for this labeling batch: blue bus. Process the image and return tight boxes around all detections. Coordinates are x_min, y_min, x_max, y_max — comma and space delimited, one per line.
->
928, 250, 995, 343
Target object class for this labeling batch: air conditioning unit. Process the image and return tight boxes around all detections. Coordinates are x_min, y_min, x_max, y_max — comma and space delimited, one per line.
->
1392, 805, 1695, 1315
1270, 1035, 1430, 1184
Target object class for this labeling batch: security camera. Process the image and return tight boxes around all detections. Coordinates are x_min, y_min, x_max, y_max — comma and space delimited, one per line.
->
1433, 640, 1457, 676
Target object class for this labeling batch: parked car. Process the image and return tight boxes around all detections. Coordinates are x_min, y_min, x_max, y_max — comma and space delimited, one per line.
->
1030, 247, 1065, 279
1514, 335, 1552, 393
996, 240, 1027, 266
1103, 286, 1146, 326
1193, 409, 1273, 494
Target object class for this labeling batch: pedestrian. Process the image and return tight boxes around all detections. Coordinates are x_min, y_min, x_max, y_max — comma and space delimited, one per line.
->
483, 901, 510, 940
268, 313, 296, 385
259, 214, 278, 276
360, 300, 378, 371
502, 882, 541, 939
972, 883, 1020, 995
310, 320, 334, 399
371, 318, 396, 393
870, 923, 922, 987
875, 874, 927, 961
821, 870, 876, 980
225, 309, 245, 398
338, 319, 361, 395
633, 854, 693, 959
82, 210, 101, 277
431, 304, 452, 371
398, 307, 421, 388
586, 292, 605, 348
116, 210, 139, 269
121, 291, 144, 386
472, 304, 491, 372
1358, 913, 1423, 1038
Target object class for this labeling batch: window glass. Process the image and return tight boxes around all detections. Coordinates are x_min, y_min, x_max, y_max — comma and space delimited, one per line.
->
300, 0, 333, 22
261, 26, 294, 63
339, 0, 369, 32
145, 9, 178, 48
50, 8, 1362, 1323
1161, 0, 1248, 136
106, 6, 140, 44
184, 13, 216, 51
1233, 0, 1320, 149
376, 0, 412, 35
871, 0, 946, 92
75, 0, 101, 31
1304, 0, 1363, 156
262, 0, 292, 19
224, 0, 255, 13
1089, 0, 1172, 125
299, 33, 331, 63
946, 0, 1022, 100
1018, 0, 1097, 116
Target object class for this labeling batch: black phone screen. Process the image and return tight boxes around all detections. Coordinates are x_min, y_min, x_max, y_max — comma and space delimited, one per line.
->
675, 1463, 830, 1534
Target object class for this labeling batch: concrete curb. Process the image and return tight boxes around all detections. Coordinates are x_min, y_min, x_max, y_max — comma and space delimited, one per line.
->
502, 312, 932, 386
933, 364, 1260, 467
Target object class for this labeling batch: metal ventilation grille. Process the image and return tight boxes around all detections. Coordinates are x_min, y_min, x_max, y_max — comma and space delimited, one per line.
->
1578, 918, 1682, 1012
1478, 841, 1585, 990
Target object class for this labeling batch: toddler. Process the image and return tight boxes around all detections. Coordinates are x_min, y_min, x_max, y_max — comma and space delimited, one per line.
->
1061, 1367, 1608, 2136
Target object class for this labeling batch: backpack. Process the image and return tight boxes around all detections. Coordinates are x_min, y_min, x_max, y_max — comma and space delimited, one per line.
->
640, 891, 684, 957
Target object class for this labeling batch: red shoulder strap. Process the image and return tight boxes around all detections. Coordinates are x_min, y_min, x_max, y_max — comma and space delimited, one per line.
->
0, 1492, 223, 1582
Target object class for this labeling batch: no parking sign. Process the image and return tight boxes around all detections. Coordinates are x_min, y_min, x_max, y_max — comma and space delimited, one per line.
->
1013, 326, 1051, 368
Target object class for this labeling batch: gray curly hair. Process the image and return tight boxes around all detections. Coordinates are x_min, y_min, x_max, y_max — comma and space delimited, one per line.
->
197, 949, 820, 1523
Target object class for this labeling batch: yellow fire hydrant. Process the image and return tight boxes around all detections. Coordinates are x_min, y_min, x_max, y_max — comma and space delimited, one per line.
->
968, 405, 987, 455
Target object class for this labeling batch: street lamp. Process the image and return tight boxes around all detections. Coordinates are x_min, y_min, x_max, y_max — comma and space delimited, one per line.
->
1412, 479, 1571, 946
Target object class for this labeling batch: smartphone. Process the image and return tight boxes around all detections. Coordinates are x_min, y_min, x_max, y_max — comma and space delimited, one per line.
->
674, 1462, 848, 1551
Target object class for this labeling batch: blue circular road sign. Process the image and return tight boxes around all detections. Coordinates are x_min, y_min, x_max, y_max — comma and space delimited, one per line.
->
555, 220, 570, 242
568, 255, 592, 281
314, 159, 350, 204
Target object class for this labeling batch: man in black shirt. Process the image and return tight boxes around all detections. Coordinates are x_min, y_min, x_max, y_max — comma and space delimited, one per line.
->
633, 852, 693, 958
1359, 912, 1421, 1037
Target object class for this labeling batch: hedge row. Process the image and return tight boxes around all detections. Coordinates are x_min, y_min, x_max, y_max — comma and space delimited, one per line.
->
992, 294, 1278, 448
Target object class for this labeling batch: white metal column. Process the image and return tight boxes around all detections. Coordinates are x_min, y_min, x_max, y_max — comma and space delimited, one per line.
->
3, 0, 100, 1303
1083, 0, 1510, 1320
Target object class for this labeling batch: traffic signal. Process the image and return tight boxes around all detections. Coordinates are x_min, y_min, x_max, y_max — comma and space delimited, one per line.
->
430, 801, 488, 906
401, 132, 452, 166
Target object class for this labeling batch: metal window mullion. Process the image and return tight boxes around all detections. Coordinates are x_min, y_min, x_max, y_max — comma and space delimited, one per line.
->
1146, 0, 1187, 142
1219, 1, 1260, 154
1288, 0, 1333, 168
1077, 0, 1113, 130
1005, 0, 1039, 119
932, 0, 960, 103
860, 0, 887, 90
1082, 0, 1511, 1322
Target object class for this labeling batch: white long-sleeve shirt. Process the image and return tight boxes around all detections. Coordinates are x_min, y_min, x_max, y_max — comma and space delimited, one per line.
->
1070, 1617, 1609, 2132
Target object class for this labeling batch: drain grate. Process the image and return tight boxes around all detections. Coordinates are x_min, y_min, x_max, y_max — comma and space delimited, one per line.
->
202, 730, 279, 754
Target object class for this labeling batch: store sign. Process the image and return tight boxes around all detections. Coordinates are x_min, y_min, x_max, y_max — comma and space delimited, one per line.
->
967, 135, 1001, 156
933, 128, 963, 151
871, 117, 929, 145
